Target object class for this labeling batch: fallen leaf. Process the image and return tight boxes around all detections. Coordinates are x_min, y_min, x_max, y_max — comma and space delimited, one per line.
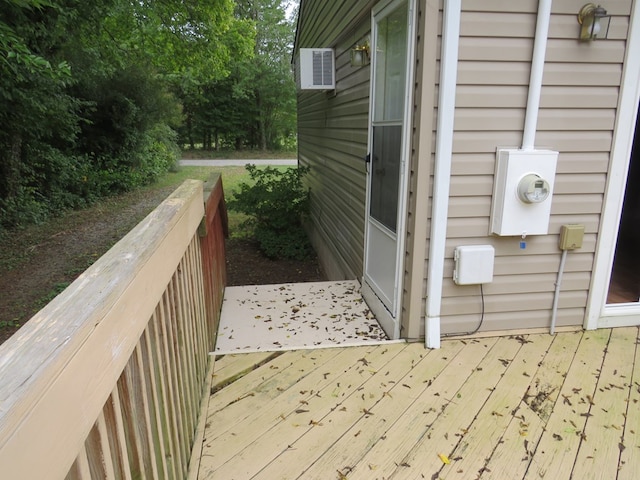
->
438, 453, 450, 464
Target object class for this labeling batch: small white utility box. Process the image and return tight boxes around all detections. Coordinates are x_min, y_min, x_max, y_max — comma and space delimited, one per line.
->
453, 245, 495, 285
490, 148, 558, 236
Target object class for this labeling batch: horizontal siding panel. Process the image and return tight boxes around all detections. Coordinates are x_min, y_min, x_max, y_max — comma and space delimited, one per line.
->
541, 86, 620, 108
303, 153, 365, 187
551, 1, 633, 16
460, 12, 535, 38
455, 108, 525, 131
456, 85, 528, 108
553, 173, 607, 194
310, 209, 363, 278
458, 37, 533, 62
549, 214, 601, 233
448, 196, 491, 218
557, 152, 609, 174
298, 1, 371, 49
446, 215, 600, 237
449, 175, 494, 196
299, 133, 367, 158
451, 153, 609, 176
444, 234, 598, 256
493, 253, 595, 275
451, 154, 496, 175
439, 307, 585, 335
606, 16, 631, 40
453, 131, 525, 153
307, 128, 367, 144
546, 39, 626, 63
538, 109, 616, 131
543, 63, 623, 86
536, 130, 613, 152
462, 0, 537, 13
441, 290, 588, 316
551, 193, 603, 215
323, 115, 368, 129
448, 194, 603, 223
454, 108, 615, 132
457, 61, 530, 86
442, 253, 595, 278
442, 271, 591, 297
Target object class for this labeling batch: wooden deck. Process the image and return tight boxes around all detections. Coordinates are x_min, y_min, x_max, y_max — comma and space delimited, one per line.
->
192, 327, 640, 480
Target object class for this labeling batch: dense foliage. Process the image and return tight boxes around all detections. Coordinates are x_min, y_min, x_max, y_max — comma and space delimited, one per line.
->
0, 0, 297, 228
229, 165, 311, 260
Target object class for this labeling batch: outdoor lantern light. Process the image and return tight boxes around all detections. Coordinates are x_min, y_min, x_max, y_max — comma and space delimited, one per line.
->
350, 40, 370, 67
578, 3, 611, 41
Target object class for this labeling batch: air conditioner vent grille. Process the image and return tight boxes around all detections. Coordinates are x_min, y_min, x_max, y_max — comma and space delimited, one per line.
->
298, 48, 335, 90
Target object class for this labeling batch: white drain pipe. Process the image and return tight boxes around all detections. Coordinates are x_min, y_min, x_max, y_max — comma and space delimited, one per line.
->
522, 0, 553, 151
425, 0, 461, 349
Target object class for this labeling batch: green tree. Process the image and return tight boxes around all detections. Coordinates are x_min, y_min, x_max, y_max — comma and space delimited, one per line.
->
0, 0, 252, 227
180, 0, 297, 151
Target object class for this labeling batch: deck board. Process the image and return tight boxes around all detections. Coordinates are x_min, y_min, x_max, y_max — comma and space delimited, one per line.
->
483, 330, 583, 479
437, 333, 555, 479
299, 341, 466, 479
525, 329, 611, 479
619, 327, 640, 479
194, 328, 640, 480
572, 327, 638, 480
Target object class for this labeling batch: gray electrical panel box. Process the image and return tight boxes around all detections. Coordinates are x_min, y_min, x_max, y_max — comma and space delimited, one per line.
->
559, 224, 585, 250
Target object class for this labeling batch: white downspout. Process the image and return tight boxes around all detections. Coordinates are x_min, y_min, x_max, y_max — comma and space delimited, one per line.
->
425, 0, 461, 349
522, 0, 553, 151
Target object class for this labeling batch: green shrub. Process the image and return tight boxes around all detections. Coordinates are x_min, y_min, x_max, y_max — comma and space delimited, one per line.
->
229, 164, 312, 260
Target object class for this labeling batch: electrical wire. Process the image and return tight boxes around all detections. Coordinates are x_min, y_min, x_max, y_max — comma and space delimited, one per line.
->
442, 283, 485, 338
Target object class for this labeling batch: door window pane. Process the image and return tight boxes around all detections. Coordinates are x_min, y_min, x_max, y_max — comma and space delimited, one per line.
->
370, 125, 402, 232
374, 3, 408, 123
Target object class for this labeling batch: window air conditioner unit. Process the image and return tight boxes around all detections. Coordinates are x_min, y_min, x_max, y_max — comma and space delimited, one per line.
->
298, 48, 335, 90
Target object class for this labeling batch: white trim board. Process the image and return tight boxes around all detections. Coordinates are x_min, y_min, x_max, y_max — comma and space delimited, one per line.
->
585, 0, 640, 330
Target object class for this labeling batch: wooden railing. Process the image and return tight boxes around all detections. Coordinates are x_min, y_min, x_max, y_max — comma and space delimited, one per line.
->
0, 175, 227, 479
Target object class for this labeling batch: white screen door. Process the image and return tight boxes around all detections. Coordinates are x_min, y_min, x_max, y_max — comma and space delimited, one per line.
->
363, 0, 414, 339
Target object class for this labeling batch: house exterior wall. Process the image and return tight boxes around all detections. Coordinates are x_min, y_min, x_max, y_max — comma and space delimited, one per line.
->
295, 0, 636, 340
436, 0, 633, 335
295, 0, 376, 280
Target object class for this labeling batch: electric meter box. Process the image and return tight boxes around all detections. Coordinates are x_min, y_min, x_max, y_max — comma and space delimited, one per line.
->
490, 148, 558, 236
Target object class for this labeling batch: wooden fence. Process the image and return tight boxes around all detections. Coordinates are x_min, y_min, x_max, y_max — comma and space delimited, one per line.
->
0, 175, 227, 479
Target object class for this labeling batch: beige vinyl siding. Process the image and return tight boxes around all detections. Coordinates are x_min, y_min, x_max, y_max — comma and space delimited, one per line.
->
436, 0, 633, 335
295, 1, 375, 279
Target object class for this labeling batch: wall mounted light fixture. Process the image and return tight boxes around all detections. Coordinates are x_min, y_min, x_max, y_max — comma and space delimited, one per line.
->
350, 40, 370, 67
578, 3, 611, 41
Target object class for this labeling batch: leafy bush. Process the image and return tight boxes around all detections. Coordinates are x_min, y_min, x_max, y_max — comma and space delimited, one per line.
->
229, 165, 312, 260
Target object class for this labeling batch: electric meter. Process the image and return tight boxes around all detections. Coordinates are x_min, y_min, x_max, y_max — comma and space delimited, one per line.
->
517, 174, 550, 204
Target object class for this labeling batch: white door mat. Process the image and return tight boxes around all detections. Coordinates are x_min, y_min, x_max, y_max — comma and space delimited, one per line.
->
213, 280, 397, 354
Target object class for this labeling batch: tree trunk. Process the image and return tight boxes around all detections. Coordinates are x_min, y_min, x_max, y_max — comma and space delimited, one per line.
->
0, 133, 23, 201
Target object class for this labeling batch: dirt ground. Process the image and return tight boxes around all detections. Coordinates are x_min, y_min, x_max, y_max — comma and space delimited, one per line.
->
0, 187, 326, 346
